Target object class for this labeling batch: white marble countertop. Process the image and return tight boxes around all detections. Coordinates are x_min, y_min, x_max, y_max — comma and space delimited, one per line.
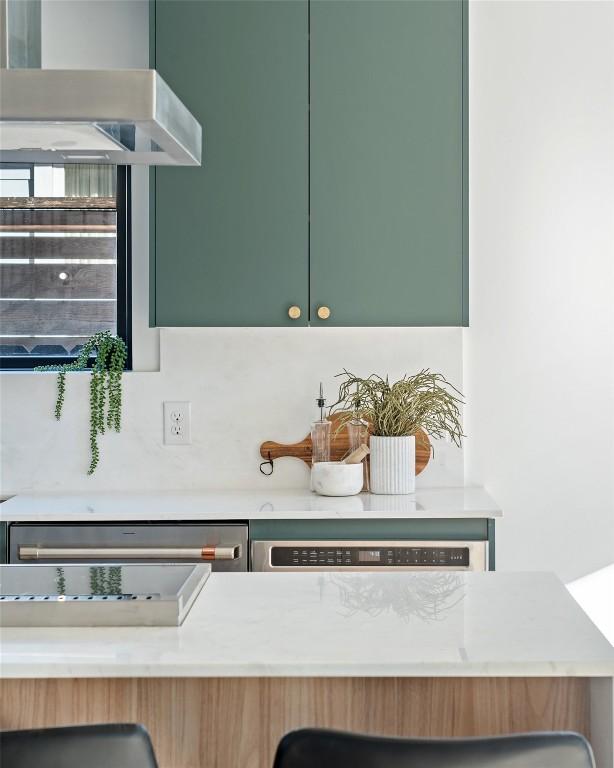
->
0, 487, 501, 522
1, 571, 612, 679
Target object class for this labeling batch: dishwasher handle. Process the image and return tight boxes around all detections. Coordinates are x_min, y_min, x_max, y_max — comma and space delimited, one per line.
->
18, 545, 242, 561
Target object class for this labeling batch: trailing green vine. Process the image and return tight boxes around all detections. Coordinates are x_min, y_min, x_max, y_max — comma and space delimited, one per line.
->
35, 331, 127, 474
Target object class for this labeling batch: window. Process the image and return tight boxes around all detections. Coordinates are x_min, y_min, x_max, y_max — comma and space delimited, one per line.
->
0, 164, 34, 197
0, 163, 131, 369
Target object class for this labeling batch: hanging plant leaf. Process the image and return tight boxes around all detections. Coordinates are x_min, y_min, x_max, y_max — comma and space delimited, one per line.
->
35, 331, 127, 474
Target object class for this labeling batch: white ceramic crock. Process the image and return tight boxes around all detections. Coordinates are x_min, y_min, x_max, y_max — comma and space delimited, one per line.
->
369, 435, 415, 495
311, 462, 364, 497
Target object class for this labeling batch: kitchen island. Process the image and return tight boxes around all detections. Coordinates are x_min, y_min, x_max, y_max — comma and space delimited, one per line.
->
1, 571, 613, 768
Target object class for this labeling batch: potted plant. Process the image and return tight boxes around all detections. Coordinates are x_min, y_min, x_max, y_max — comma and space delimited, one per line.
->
330, 370, 464, 494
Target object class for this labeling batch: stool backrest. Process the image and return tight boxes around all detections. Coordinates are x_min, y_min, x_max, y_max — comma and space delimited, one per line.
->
273, 729, 595, 768
0, 723, 159, 768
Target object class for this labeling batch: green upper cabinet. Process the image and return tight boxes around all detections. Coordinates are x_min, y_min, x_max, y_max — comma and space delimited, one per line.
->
151, 0, 467, 327
310, 0, 466, 326
152, 0, 309, 326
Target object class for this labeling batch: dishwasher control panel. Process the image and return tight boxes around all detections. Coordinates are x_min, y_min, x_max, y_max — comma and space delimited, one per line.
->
270, 545, 470, 568
252, 539, 488, 572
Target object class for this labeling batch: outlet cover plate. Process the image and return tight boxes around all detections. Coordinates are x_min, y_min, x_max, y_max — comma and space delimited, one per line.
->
163, 401, 191, 445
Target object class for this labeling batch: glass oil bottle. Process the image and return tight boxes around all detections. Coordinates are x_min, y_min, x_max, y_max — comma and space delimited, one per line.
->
310, 383, 331, 489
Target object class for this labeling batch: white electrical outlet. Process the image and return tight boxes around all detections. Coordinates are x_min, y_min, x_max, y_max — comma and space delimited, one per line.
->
163, 401, 191, 445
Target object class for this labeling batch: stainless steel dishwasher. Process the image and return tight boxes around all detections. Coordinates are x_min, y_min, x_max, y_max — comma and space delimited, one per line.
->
9, 523, 248, 572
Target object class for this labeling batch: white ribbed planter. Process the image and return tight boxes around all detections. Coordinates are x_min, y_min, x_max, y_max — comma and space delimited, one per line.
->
369, 435, 415, 495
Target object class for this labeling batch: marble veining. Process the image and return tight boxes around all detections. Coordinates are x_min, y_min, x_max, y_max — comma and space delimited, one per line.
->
1, 571, 612, 679
0, 486, 502, 522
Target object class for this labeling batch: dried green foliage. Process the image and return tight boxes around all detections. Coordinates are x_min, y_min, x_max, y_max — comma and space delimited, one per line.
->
330, 370, 464, 446
35, 331, 127, 474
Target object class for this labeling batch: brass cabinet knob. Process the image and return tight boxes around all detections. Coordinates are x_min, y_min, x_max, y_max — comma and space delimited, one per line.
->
288, 305, 301, 320
317, 305, 331, 320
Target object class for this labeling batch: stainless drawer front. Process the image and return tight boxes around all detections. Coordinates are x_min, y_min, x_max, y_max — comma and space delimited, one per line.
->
9, 524, 248, 572
251, 540, 488, 572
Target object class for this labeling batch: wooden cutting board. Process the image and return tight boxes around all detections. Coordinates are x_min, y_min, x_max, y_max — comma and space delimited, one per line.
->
260, 412, 431, 476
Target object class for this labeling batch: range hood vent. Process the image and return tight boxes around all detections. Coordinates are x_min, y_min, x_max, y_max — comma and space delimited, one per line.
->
0, 0, 202, 166
0, 69, 202, 166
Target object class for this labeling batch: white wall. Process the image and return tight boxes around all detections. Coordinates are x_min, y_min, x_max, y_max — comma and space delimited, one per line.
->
465, 0, 614, 582
41, 0, 148, 70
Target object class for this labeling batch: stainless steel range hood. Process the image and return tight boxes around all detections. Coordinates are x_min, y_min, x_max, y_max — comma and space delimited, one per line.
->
0, 1, 202, 166
0, 69, 202, 165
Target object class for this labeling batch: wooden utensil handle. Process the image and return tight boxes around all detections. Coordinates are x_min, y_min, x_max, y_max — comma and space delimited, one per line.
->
343, 445, 370, 464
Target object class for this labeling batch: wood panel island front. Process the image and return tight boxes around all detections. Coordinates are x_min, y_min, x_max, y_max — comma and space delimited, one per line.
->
1, 571, 613, 768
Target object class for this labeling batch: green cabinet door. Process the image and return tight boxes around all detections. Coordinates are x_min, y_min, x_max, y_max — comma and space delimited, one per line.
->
310, 0, 467, 326
152, 1, 309, 326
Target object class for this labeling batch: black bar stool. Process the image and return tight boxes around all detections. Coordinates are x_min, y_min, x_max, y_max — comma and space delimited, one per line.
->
0, 723, 159, 768
273, 729, 595, 768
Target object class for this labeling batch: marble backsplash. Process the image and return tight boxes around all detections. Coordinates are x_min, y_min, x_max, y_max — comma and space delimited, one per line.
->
0, 327, 463, 494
